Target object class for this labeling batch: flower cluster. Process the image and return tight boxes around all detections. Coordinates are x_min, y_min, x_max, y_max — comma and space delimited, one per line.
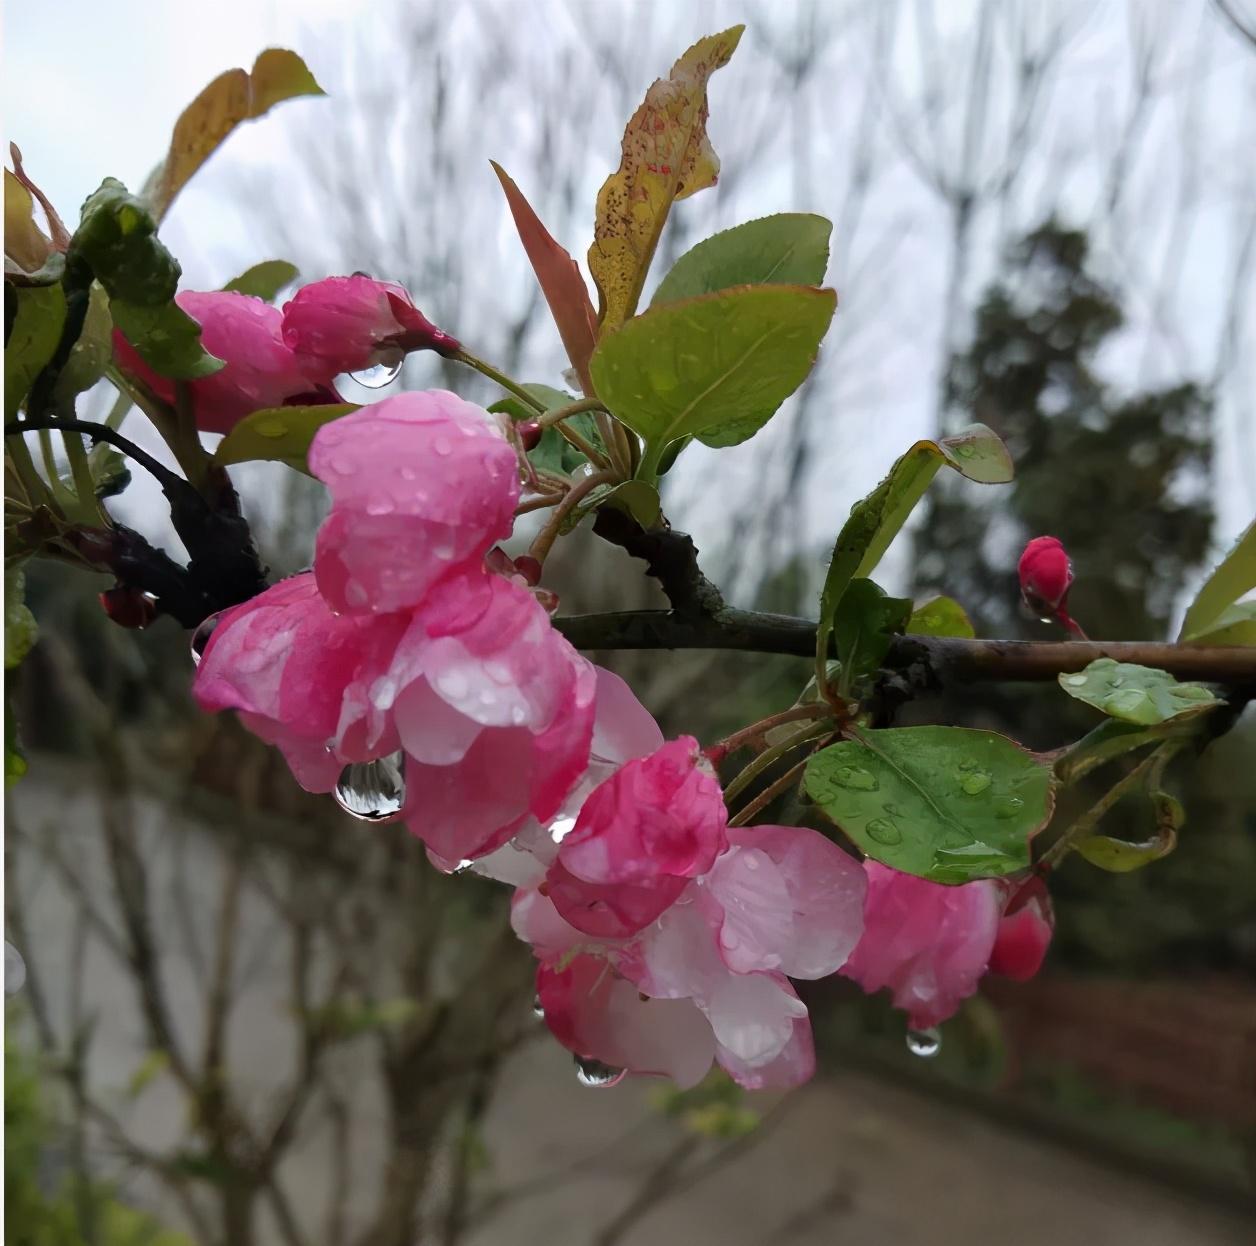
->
189, 381, 1055, 1093
113, 276, 460, 434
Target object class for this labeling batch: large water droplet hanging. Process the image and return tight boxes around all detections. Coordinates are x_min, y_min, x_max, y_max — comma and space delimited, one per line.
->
190, 613, 221, 666
334, 751, 406, 823
532, 994, 545, 1019
350, 350, 404, 389
574, 1054, 625, 1088
905, 1026, 941, 1058
5, 942, 27, 997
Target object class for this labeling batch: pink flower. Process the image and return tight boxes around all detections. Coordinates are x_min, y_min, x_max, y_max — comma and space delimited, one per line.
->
282, 275, 461, 377
841, 861, 1053, 1028
193, 390, 598, 863
988, 881, 1054, 981
307, 392, 520, 615
113, 291, 341, 434
1018, 535, 1085, 637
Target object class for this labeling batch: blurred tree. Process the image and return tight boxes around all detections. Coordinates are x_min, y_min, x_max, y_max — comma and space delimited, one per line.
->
913, 220, 1256, 973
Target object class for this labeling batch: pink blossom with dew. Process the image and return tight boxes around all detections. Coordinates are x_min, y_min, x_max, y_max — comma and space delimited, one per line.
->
113, 291, 342, 434
840, 861, 1053, 1029
307, 392, 520, 615
282, 275, 461, 377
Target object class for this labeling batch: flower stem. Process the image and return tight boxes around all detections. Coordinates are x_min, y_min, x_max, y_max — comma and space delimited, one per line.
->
451, 349, 546, 413
526, 470, 616, 566
537, 397, 609, 429
728, 757, 809, 828
722, 720, 833, 806
707, 704, 832, 764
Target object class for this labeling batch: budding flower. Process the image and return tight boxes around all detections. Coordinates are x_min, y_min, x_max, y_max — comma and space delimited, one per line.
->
517, 420, 542, 452
1017, 535, 1086, 638
99, 585, 158, 629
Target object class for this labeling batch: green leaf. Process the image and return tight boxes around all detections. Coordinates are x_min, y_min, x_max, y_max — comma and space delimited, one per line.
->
68, 179, 224, 380
213, 403, 359, 471
85, 445, 131, 499
487, 384, 604, 476
832, 578, 911, 697
804, 726, 1054, 883
145, 49, 326, 222
907, 595, 975, 638
221, 259, 299, 301
589, 26, 744, 332
52, 281, 112, 403
4, 168, 52, 273
1179, 519, 1255, 641
1180, 599, 1256, 647
5, 567, 38, 670
590, 284, 837, 472
1076, 775, 1183, 874
651, 213, 831, 307
815, 426, 1012, 677
4, 283, 65, 419
597, 479, 662, 528
1057, 658, 1218, 726
1052, 718, 1162, 785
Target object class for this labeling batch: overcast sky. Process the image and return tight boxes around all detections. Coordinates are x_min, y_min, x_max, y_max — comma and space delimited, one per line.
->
5, 0, 1254, 617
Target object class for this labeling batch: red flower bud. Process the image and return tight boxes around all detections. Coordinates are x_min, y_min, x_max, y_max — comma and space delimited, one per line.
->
1018, 536, 1086, 638
517, 420, 542, 452
99, 585, 158, 629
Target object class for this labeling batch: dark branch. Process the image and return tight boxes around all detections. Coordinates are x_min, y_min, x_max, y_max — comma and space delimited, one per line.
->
552, 608, 1256, 685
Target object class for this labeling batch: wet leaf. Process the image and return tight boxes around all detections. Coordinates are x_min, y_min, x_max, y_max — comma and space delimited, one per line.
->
816, 426, 1012, 676
588, 26, 743, 331
1180, 599, 1256, 647
907, 595, 976, 639
589, 284, 836, 472
221, 259, 299, 301
804, 726, 1054, 883
4, 168, 52, 273
651, 213, 831, 306
492, 164, 598, 394
5, 283, 65, 419
833, 578, 911, 696
52, 281, 112, 404
1057, 658, 1218, 726
146, 49, 325, 221
1076, 783, 1182, 874
1179, 519, 1254, 642
213, 403, 359, 471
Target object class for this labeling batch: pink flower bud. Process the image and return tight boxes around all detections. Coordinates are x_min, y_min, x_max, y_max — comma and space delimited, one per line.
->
516, 420, 542, 451
99, 585, 158, 629
281, 276, 461, 377
1018, 535, 1086, 637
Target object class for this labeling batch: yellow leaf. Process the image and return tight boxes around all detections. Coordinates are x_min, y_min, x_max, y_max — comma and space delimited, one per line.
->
587, 26, 743, 333
146, 48, 325, 221
4, 169, 51, 272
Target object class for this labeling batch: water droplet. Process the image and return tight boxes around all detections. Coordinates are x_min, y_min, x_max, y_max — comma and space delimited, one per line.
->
1062, 673, 1088, 687
575, 1055, 626, 1088
333, 751, 406, 823
954, 443, 976, 459
190, 613, 221, 666
882, 803, 902, 816
866, 817, 902, 845
995, 796, 1025, 819
834, 766, 880, 791
1105, 688, 1152, 718
532, 994, 545, 1019
451, 859, 474, 875
960, 771, 992, 795
548, 814, 577, 843
350, 351, 403, 389
256, 417, 289, 439
906, 1026, 941, 1058
5, 942, 26, 997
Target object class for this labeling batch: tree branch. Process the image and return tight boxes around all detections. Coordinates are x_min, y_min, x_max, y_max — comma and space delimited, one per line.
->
552, 608, 1256, 684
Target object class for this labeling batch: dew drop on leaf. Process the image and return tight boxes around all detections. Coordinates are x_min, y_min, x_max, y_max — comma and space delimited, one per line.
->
905, 1026, 941, 1058
334, 751, 407, 823
865, 817, 902, 845
834, 766, 879, 791
575, 1055, 625, 1088
960, 771, 992, 795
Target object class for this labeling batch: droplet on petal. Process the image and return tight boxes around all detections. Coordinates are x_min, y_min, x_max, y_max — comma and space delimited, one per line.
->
905, 1026, 941, 1058
574, 1054, 626, 1088
349, 350, 404, 389
333, 751, 407, 822
190, 613, 221, 666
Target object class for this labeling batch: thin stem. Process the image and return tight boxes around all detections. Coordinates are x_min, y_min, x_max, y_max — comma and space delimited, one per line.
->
1037, 740, 1186, 871
536, 397, 609, 429
6, 418, 187, 493
708, 703, 833, 763
526, 470, 616, 565
635, 438, 666, 484
729, 757, 810, 828
62, 427, 102, 521
556, 422, 611, 469
514, 491, 567, 516
722, 720, 833, 806
451, 348, 545, 413
7, 428, 55, 512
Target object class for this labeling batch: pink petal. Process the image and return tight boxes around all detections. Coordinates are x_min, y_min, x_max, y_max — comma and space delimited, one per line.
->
546, 860, 685, 939
841, 861, 1002, 1029
702, 970, 808, 1070
537, 956, 715, 1089
558, 737, 727, 886
716, 1009, 816, 1090
989, 886, 1054, 981
589, 667, 664, 763
308, 392, 520, 616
